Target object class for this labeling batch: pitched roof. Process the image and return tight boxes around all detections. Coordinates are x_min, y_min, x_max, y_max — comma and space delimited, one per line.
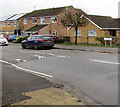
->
26, 24, 49, 32
22, 6, 73, 18
87, 15, 120, 29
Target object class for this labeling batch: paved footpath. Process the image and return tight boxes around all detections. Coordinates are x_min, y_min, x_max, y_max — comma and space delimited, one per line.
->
2, 62, 84, 106
54, 44, 119, 53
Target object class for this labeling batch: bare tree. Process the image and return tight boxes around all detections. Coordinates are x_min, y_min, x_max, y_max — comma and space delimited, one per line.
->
61, 12, 88, 45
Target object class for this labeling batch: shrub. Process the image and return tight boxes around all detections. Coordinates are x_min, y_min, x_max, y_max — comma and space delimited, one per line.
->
15, 36, 28, 43
95, 36, 112, 45
54, 39, 65, 43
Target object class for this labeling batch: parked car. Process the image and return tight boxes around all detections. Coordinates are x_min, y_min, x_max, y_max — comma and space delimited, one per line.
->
0, 35, 8, 46
8, 35, 21, 41
44, 34, 62, 40
21, 35, 54, 49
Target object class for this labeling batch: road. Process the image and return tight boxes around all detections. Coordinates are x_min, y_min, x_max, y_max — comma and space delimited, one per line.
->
2, 62, 53, 105
1, 43, 119, 105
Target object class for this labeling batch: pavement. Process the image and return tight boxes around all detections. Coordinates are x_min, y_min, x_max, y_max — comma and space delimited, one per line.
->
12, 87, 84, 105
2, 62, 85, 106
54, 44, 119, 53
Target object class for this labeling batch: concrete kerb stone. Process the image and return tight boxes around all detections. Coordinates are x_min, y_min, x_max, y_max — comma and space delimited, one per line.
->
54, 45, 119, 54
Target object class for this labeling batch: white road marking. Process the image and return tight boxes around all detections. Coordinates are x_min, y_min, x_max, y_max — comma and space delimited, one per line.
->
15, 59, 21, 63
90, 59, 120, 65
15, 59, 27, 63
46, 53, 55, 56
57, 55, 71, 58
34, 55, 46, 59
0, 60, 53, 78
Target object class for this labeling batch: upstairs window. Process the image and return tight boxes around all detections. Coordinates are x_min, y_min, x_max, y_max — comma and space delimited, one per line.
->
32, 17, 37, 24
40, 17, 45, 23
2, 22, 5, 27
51, 17, 57, 23
23, 18, 28, 24
14, 21, 17, 26
88, 30, 96, 36
7, 22, 10, 26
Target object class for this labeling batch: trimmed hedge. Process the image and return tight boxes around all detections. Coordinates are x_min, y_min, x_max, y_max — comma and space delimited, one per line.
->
54, 39, 65, 43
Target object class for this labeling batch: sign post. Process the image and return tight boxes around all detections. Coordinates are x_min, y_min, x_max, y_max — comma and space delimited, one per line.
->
104, 38, 112, 47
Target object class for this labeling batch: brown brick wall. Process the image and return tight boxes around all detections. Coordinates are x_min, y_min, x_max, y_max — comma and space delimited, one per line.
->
69, 21, 109, 44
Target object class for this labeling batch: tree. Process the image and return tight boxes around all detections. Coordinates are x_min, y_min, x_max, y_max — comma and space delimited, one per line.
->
61, 12, 88, 45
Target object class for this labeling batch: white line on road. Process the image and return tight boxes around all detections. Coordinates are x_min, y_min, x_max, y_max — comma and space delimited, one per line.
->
0, 60, 53, 78
15, 59, 21, 63
15, 59, 27, 63
57, 55, 71, 58
90, 59, 120, 65
34, 55, 46, 59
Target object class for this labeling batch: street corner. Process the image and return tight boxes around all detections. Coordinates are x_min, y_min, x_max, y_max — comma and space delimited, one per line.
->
11, 87, 85, 105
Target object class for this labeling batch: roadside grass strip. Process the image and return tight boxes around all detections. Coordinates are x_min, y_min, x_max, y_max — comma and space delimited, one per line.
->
0, 60, 53, 78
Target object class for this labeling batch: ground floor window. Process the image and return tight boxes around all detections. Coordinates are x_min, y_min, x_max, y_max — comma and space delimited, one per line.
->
88, 30, 96, 36
51, 30, 58, 36
74, 30, 81, 36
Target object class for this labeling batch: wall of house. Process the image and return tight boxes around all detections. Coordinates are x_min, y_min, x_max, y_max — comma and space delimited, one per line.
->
0, 21, 16, 34
38, 25, 50, 35
68, 21, 108, 44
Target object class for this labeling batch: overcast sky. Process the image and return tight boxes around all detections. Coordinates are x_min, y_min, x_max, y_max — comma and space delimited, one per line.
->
0, 0, 119, 19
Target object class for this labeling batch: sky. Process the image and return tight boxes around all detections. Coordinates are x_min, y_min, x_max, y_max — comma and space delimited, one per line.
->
0, 0, 120, 19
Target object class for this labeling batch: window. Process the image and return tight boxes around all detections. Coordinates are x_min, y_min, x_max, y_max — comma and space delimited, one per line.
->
40, 17, 45, 23
51, 31, 57, 36
7, 22, 10, 26
74, 30, 82, 36
51, 17, 57, 23
14, 21, 17, 26
88, 30, 96, 36
23, 18, 28, 24
2, 22, 5, 27
32, 17, 37, 24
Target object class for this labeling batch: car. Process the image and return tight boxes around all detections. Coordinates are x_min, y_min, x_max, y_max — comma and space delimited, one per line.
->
0, 35, 8, 46
21, 35, 54, 49
8, 35, 21, 41
44, 34, 64, 42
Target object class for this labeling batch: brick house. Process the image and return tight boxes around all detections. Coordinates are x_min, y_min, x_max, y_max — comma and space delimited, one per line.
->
0, 13, 26, 35
68, 15, 120, 44
0, 6, 120, 44
19, 6, 86, 36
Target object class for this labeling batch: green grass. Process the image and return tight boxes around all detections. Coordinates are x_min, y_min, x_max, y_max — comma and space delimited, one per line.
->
56, 43, 120, 48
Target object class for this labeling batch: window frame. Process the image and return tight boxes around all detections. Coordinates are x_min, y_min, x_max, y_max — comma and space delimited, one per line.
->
51, 17, 57, 23
88, 29, 96, 36
32, 17, 37, 24
23, 18, 28, 24
74, 30, 82, 36
40, 17, 45, 23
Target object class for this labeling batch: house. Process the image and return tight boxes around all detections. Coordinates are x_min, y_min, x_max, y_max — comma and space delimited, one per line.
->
68, 15, 120, 44
0, 13, 26, 35
19, 6, 86, 36
0, 6, 119, 44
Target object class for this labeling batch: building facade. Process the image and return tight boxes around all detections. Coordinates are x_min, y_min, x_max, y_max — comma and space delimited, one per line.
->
0, 6, 120, 44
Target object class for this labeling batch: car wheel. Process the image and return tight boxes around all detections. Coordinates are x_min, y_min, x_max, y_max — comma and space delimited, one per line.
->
34, 44, 39, 50
22, 43, 26, 49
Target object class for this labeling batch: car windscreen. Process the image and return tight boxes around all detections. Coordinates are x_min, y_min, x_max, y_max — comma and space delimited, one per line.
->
0, 36, 5, 39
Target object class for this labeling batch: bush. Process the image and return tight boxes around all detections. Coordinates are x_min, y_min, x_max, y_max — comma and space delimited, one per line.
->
54, 39, 65, 43
95, 36, 112, 45
15, 36, 28, 43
